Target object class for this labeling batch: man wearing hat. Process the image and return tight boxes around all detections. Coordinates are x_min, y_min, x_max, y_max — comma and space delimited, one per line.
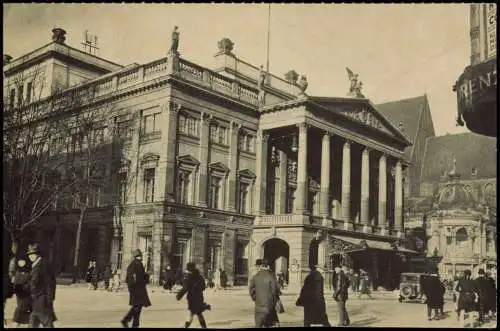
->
333, 264, 351, 327
249, 258, 279, 328
475, 268, 490, 325
26, 243, 56, 328
121, 249, 152, 328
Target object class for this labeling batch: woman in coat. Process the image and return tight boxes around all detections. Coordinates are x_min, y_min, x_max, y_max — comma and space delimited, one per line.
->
176, 262, 210, 328
12, 258, 32, 326
425, 274, 445, 321
455, 270, 477, 327
296, 265, 330, 327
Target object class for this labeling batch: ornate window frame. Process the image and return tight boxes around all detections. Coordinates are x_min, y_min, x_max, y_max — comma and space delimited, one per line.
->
208, 162, 229, 210
176, 155, 200, 205
141, 153, 159, 203
237, 169, 256, 214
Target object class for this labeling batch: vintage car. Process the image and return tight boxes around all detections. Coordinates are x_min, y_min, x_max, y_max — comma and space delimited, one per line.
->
398, 272, 437, 303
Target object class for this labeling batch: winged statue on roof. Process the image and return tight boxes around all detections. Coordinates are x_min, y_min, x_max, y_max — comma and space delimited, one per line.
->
346, 67, 364, 98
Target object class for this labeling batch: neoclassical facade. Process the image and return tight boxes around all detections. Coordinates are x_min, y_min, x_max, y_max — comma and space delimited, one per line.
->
4, 28, 415, 288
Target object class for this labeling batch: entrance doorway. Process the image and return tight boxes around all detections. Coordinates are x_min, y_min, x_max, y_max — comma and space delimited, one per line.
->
263, 238, 290, 282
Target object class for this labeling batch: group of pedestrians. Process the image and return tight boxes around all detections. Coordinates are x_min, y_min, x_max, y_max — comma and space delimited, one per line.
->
85, 261, 120, 292
4, 243, 57, 328
454, 268, 496, 327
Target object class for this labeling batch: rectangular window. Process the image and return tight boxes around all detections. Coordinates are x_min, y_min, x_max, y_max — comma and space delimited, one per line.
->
208, 176, 221, 209
208, 243, 222, 270
119, 172, 128, 205
138, 235, 153, 273
177, 171, 191, 204
178, 115, 186, 134
144, 168, 155, 202
247, 136, 254, 153
236, 241, 249, 275
188, 117, 198, 136
210, 124, 217, 143
116, 120, 132, 139
218, 126, 227, 145
177, 239, 191, 270
9, 88, 16, 107
26, 82, 33, 103
238, 182, 249, 214
17, 85, 24, 106
142, 113, 158, 135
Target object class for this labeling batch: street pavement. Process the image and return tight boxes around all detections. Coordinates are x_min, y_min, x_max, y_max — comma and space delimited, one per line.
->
4, 285, 497, 328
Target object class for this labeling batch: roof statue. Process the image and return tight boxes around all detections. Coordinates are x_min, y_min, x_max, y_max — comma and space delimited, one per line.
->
346, 67, 365, 98
297, 75, 308, 98
170, 26, 180, 54
217, 38, 234, 55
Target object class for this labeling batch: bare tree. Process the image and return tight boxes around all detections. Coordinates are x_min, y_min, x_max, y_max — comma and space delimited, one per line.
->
3, 65, 78, 245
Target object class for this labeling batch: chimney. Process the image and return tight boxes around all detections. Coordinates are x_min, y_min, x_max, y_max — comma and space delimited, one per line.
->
3, 54, 13, 65
52, 28, 67, 44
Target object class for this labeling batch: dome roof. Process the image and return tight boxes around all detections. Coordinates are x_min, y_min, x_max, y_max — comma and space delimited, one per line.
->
434, 182, 477, 211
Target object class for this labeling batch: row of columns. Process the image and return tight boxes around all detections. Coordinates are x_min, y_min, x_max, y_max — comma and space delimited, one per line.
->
255, 123, 405, 231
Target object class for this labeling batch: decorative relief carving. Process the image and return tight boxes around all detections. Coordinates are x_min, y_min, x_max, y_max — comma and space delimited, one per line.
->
339, 107, 390, 133
141, 153, 160, 167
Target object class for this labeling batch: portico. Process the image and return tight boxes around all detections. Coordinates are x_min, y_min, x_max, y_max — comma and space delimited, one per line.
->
250, 96, 412, 289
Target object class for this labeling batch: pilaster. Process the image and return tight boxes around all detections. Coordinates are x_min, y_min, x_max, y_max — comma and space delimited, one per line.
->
294, 123, 308, 214
197, 113, 211, 208
254, 131, 269, 215
226, 122, 240, 212
277, 150, 288, 214
160, 101, 179, 202
152, 220, 164, 286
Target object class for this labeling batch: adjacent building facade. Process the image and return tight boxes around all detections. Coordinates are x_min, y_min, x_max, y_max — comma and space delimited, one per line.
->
4, 28, 415, 289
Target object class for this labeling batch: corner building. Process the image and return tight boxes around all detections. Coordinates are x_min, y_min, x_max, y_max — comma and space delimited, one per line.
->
4, 30, 416, 289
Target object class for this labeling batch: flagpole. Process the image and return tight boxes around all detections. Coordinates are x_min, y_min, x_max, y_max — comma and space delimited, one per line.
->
266, 3, 271, 76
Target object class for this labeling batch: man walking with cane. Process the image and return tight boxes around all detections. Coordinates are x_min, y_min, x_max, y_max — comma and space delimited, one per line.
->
249, 259, 280, 328
121, 249, 151, 328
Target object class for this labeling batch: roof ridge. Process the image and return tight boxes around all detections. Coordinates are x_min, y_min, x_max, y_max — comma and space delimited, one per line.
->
376, 94, 427, 106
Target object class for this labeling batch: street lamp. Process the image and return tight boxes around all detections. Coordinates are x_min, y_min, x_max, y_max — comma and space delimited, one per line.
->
290, 134, 298, 153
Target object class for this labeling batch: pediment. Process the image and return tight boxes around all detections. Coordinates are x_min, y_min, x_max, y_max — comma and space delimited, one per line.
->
310, 97, 410, 144
177, 154, 200, 166
238, 169, 256, 179
209, 161, 229, 174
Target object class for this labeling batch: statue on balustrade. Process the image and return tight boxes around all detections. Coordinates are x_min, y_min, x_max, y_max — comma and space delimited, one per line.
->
297, 75, 308, 97
346, 67, 365, 98
170, 26, 180, 54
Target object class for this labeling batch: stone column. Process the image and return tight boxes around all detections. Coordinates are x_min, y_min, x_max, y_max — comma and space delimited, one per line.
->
197, 113, 211, 208
226, 122, 240, 212
360, 147, 370, 227
341, 141, 351, 222
394, 160, 403, 234
277, 150, 288, 214
320, 132, 331, 218
254, 131, 269, 215
378, 154, 387, 227
294, 123, 308, 214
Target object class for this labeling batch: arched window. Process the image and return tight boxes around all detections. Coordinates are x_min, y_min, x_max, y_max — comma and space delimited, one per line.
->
455, 228, 468, 247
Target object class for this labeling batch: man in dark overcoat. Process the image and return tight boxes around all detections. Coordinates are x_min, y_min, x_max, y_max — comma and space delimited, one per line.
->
485, 271, 496, 318
249, 259, 279, 328
26, 243, 56, 328
475, 268, 490, 325
296, 265, 330, 327
176, 262, 210, 328
333, 265, 351, 327
424, 274, 445, 321
121, 249, 152, 328
455, 269, 478, 327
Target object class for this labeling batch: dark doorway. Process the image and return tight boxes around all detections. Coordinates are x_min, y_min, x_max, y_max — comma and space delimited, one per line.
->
263, 238, 290, 282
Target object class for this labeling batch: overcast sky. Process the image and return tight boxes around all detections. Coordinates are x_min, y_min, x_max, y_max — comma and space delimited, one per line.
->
4, 3, 471, 136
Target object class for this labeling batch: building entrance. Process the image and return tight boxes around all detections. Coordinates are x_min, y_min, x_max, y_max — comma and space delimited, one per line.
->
263, 238, 290, 282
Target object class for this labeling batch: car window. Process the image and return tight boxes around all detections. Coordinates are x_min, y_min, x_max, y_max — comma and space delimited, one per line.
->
401, 275, 418, 282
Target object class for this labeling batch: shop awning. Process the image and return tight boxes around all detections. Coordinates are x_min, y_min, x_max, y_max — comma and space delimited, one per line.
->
328, 234, 419, 255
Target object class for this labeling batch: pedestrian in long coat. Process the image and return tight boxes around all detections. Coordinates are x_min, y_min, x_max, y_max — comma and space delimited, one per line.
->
296, 265, 330, 327
475, 269, 490, 324
176, 262, 210, 328
91, 261, 99, 290
485, 271, 496, 318
26, 244, 55, 328
249, 259, 279, 328
424, 274, 445, 321
86, 261, 94, 289
12, 258, 32, 326
455, 269, 478, 327
333, 266, 351, 327
103, 264, 112, 291
121, 249, 152, 328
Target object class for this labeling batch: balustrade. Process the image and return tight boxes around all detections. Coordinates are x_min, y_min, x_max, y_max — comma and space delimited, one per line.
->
118, 69, 140, 86
144, 58, 168, 77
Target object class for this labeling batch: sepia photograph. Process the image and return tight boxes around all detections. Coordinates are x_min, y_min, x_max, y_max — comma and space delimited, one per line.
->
3, 3, 497, 328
